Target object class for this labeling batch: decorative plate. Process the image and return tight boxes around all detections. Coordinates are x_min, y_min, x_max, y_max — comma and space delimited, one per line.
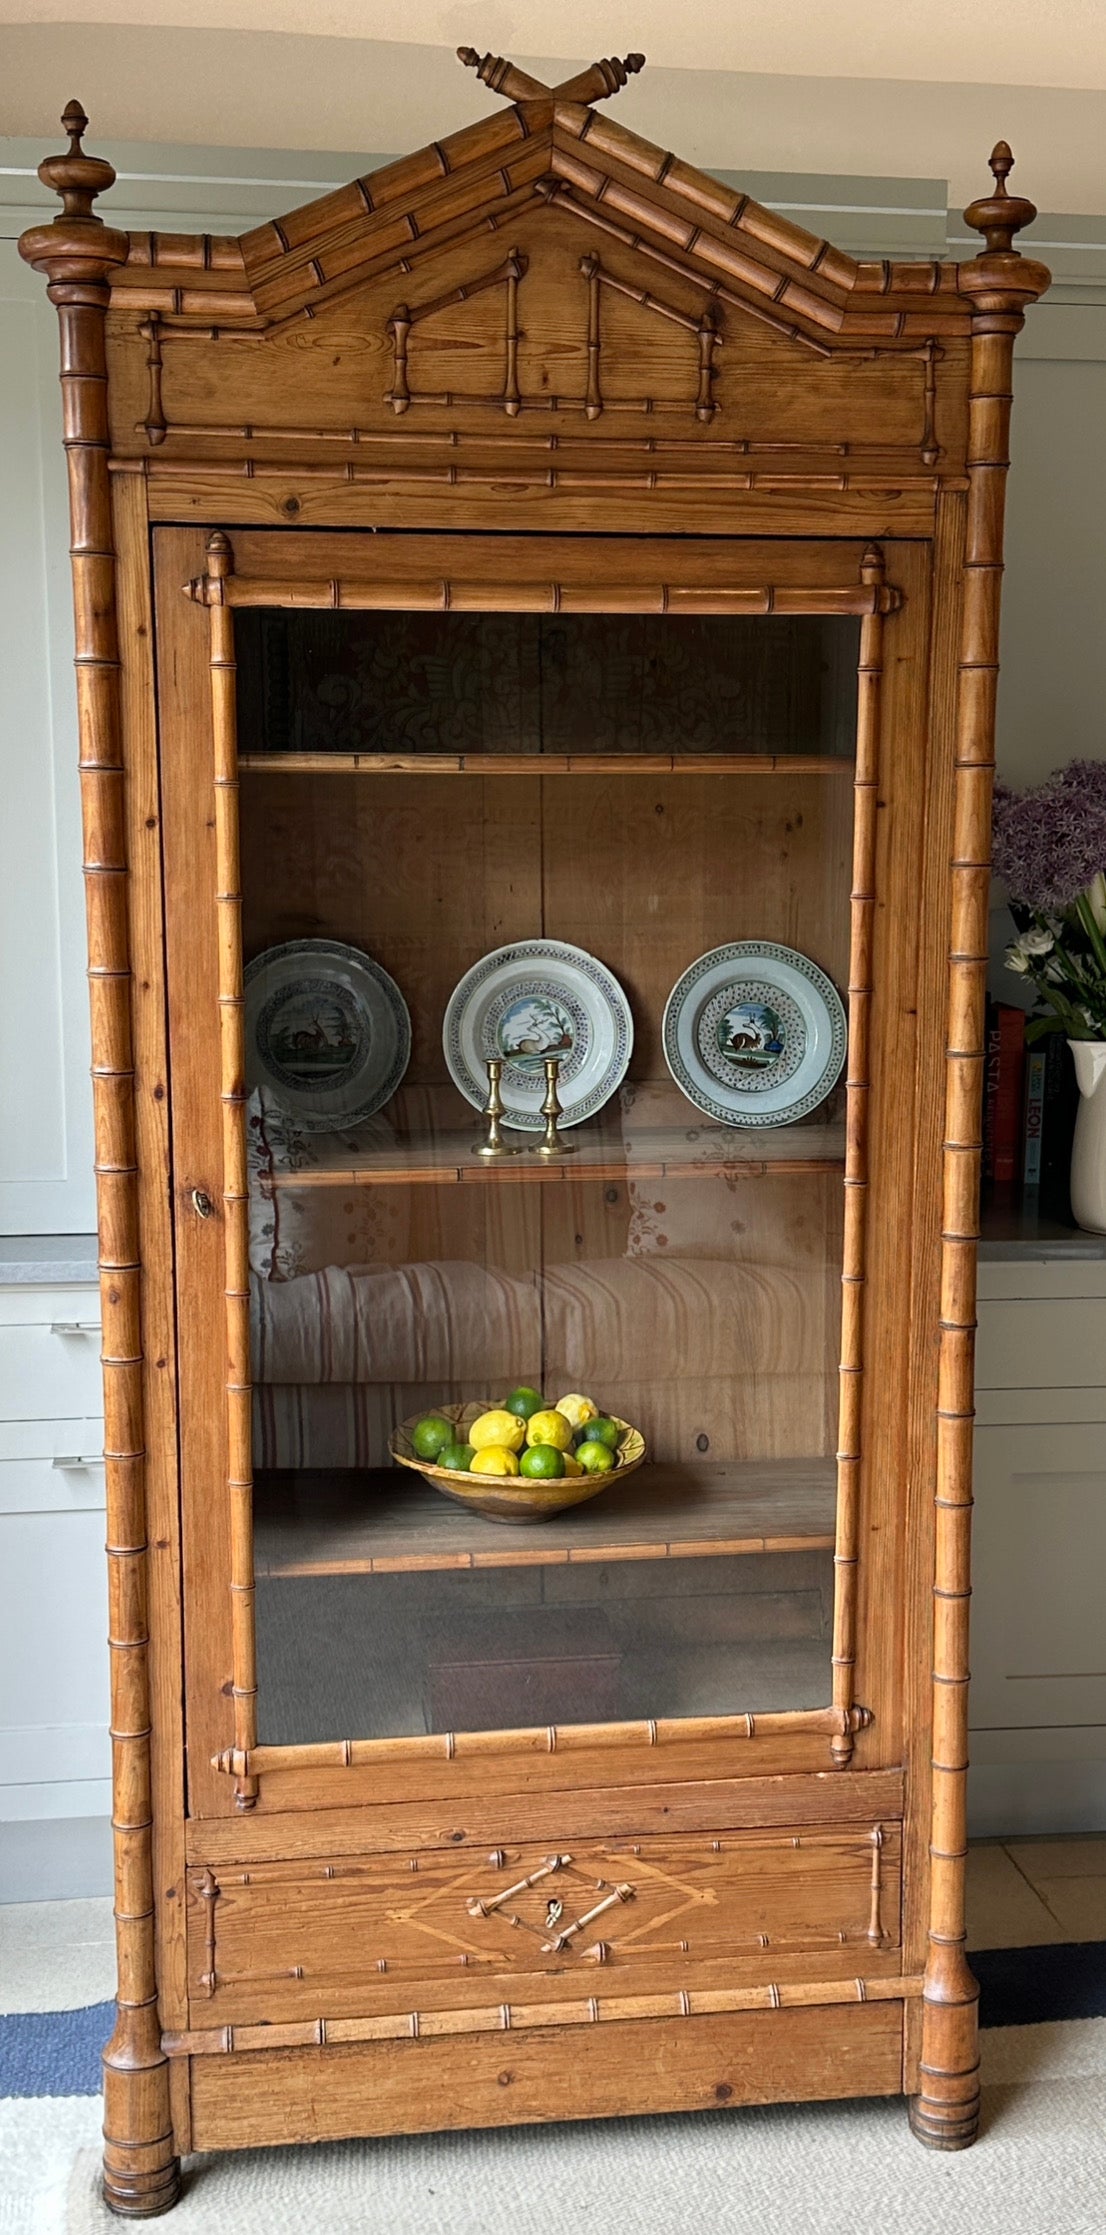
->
244, 940, 411, 1133
390, 1403, 646, 1524
443, 941, 633, 1131
662, 942, 846, 1128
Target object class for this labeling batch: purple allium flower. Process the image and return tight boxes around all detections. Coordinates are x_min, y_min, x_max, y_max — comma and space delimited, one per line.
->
992, 759, 1106, 909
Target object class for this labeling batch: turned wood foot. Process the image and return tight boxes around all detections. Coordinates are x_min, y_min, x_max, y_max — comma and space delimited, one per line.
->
101, 2149, 181, 2217
908, 2086, 981, 2150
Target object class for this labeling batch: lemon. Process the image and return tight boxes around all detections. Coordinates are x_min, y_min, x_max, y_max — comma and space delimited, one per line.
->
470, 1408, 526, 1453
525, 1408, 573, 1452
560, 1450, 583, 1477
555, 1393, 598, 1430
470, 1445, 520, 1477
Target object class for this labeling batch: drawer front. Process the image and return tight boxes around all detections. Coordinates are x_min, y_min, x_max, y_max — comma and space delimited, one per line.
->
0, 1425, 105, 1512
186, 1821, 902, 2026
0, 1321, 104, 1422
975, 1299, 1106, 1389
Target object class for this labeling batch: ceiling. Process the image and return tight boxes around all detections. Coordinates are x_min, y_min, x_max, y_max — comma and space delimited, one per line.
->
3, 0, 1106, 91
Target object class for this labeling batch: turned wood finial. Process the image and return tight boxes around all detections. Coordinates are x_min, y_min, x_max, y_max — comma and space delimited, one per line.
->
37, 98, 117, 222
963, 140, 1037, 256
457, 44, 646, 106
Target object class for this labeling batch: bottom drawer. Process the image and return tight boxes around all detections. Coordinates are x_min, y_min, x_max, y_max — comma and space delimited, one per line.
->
186, 1819, 902, 2027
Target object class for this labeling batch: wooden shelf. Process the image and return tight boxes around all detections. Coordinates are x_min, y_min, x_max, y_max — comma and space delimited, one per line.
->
268, 1119, 846, 1189
253, 1458, 838, 1578
239, 752, 855, 778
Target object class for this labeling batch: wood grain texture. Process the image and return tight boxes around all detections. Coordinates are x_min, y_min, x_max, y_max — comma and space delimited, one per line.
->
187, 2001, 904, 2149
180, 1821, 902, 2026
910, 156, 1050, 2154
19, 107, 181, 2220
252, 1459, 837, 1577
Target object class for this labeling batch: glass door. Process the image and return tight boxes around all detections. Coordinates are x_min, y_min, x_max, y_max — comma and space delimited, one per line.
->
158, 529, 910, 1814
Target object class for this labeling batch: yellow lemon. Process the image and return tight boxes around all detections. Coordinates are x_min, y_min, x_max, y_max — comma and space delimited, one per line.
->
469, 1409, 525, 1454
469, 1445, 520, 1477
560, 1450, 583, 1477
526, 1408, 573, 1452
555, 1392, 599, 1430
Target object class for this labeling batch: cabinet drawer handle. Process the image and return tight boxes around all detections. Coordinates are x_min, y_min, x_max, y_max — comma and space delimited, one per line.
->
49, 1321, 101, 1336
52, 1454, 102, 1470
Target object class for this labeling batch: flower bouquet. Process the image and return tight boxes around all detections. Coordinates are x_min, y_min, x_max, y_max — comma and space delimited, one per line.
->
992, 759, 1106, 1229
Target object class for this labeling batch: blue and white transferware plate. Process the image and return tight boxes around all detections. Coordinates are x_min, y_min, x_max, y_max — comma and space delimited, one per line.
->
444, 941, 633, 1131
662, 942, 846, 1128
245, 940, 411, 1133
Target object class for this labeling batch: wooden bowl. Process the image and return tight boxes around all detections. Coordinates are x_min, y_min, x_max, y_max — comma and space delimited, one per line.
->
389, 1401, 646, 1523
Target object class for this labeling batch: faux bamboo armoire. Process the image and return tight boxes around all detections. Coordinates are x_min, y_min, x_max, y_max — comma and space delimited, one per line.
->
21, 46, 1048, 2216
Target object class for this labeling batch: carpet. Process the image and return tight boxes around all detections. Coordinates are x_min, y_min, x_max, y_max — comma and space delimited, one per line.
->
1, 1966, 1104, 2234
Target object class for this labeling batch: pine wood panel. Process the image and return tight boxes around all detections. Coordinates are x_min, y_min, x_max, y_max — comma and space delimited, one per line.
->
187, 2001, 904, 2148
187, 1769, 906, 1867
183, 1822, 901, 2027
252, 1459, 837, 1578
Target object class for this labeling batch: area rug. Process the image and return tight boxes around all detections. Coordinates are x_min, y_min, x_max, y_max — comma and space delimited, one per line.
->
2, 1965, 1105, 2235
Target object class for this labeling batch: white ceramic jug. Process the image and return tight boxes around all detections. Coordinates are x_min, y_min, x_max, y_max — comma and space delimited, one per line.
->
1069, 1040, 1106, 1233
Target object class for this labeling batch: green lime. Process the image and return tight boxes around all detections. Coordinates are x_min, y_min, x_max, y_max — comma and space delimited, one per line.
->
519, 1443, 566, 1480
504, 1385, 544, 1421
575, 1438, 616, 1476
411, 1414, 456, 1461
589, 1416, 621, 1451
437, 1442, 476, 1472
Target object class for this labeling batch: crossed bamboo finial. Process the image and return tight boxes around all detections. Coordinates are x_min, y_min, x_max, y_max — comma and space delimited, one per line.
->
457, 45, 645, 108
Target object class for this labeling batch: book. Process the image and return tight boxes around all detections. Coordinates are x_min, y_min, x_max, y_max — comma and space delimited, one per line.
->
1023, 1046, 1047, 1189
992, 1004, 1026, 1188
1040, 1032, 1079, 1223
982, 998, 1001, 1186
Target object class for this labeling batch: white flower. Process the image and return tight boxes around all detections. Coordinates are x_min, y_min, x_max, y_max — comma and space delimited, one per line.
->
1005, 943, 1031, 974
1021, 926, 1055, 957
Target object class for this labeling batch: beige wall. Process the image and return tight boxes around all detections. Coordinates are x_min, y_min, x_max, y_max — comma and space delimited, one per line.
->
3, 21, 1106, 213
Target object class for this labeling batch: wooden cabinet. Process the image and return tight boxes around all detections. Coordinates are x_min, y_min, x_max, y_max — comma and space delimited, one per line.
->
19, 51, 1049, 2216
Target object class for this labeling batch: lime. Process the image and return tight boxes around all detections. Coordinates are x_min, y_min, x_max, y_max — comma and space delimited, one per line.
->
470, 1445, 520, 1477
520, 1443, 566, 1480
437, 1442, 476, 1472
588, 1417, 622, 1452
470, 1408, 526, 1453
526, 1408, 573, 1452
411, 1414, 456, 1461
504, 1385, 544, 1421
575, 1438, 616, 1476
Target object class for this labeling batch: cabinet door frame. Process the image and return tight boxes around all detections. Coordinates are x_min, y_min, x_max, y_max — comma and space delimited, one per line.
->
153, 522, 944, 1823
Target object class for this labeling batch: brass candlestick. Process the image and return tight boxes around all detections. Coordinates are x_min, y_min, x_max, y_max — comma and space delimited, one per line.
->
472, 1055, 521, 1158
536, 1054, 576, 1157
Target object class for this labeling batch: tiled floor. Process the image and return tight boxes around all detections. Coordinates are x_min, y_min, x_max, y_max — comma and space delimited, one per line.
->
967, 1834, 1106, 1950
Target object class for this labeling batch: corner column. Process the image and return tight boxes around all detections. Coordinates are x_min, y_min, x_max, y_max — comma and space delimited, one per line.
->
910, 145, 1049, 2152
21, 107, 181, 2217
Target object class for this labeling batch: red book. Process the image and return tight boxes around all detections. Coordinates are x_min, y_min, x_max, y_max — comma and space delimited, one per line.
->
992, 1003, 1027, 1187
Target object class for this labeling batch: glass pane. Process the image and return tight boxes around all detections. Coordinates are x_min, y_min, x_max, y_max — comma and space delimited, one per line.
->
240, 605, 858, 1747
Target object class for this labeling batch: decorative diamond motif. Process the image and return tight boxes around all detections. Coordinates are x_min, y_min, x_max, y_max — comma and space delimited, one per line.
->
466, 1851, 636, 1956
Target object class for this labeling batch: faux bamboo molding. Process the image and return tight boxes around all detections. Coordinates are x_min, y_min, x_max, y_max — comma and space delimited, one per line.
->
18, 102, 181, 2220
186, 572, 902, 617
205, 531, 259, 1813
830, 543, 887, 1766
164, 1972, 922, 2059
212, 1704, 874, 1781
910, 147, 1049, 2154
